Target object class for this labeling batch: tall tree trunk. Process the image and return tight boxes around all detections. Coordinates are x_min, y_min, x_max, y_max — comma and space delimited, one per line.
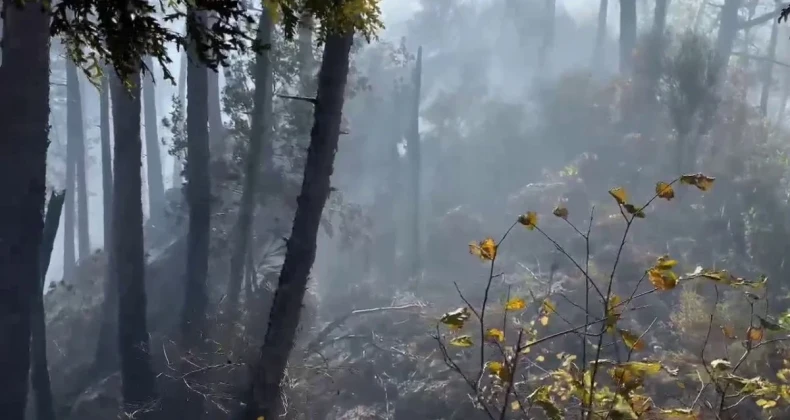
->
592, 0, 609, 69
619, 0, 637, 74
173, 50, 188, 189
142, 57, 167, 231
407, 47, 422, 282
64, 70, 77, 283
31, 191, 65, 420
0, 1, 50, 418
94, 70, 118, 375
537, 0, 556, 72
713, 0, 742, 79
760, 0, 782, 116
242, 30, 354, 420
111, 68, 158, 418
225, 9, 273, 332
298, 13, 315, 88
75, 74, 90, 259
208, 69, 225, 157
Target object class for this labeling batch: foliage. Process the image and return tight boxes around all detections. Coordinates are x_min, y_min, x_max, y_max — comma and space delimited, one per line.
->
434, 174, 790, 419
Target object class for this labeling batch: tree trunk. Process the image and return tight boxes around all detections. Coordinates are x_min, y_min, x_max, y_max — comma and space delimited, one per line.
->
76, 75, 90, 259
591, 0, 609, 69
759, 1, 782, 116
298, 13, 315, 88
143, 57, 167, 231
225, 9, 273, 332
713, 0, 742, 78
0, 1, 50, 418
173, 49, 188, 189
93, 70, 118, 375
537, 0, 556, 72
407, 47, 422, 282
242, 30, 354, 420
653, 0, 668, 36
111, 68, 158, 417
619, 0, 637, 74
208, 69, 225, 157
30, 191, 65, 420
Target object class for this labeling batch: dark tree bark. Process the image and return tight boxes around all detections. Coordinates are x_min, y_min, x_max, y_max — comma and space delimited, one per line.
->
591, 0, 609, 69
407, 47, 422, 281
0, 1, 50, 418
143, 57, 167, 231
619, 0, 637, 74
225, 8, 273, 331
177, 10, 212, 418
111, 68, 158, 417
242, 30, 354, 420
31, 191, 65, 420
94, 70, 118, 375
713, 0, 742, 77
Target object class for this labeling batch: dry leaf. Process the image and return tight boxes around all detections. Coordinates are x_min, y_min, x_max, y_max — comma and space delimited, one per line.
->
518, 211, 538, 230
656, 181, 675, 200
552, 205, 569, 219
608, 187, 628, 205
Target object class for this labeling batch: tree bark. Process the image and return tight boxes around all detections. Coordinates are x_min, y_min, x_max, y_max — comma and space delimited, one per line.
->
591, 0, 609, 69
713, 0, 742, 78
143, 57, 167, 231
407, 47, 422, 281
225, 8, 274, 332
75, 74, 90, 259
0, 1, 50, 418
619, 0, 637, 74
93, 70, 118, 375
30, 191, 65, 420
111, 68, 159, 418
208, 69, 225, 156
173, 49, 188, 189
242, 30, 354, 420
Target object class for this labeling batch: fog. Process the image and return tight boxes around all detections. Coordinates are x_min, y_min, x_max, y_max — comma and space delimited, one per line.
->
32, 0, 790, 418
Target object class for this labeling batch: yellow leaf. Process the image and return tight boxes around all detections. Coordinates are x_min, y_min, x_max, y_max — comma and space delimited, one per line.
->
680, 173, 715, 191
257, 417, 265, 420
608, 187, 628, 205
510, 400, 521, 411
439, 307, 471, 329
656, 181, 675, 200
449, 335, 474, 347
552, 205, 569, 219
485, 328, 505, 343
654, 255, 678, 270
648, 268, 678, 291
539, 315, 549, 326
536, 355, 545, 362
518, 211, 538, 230
756, 398, 777, 409
618, 329, 645, 351
469, 237, 497, 261
505, 297, 526, 311
487, 361, 511, 382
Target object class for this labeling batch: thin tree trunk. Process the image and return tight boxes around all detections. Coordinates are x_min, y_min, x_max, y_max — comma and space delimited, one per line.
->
592, 0, 609, 69
75, 74, 90, 259
619, 0, 637, 74
760, 1, 782, 116
175, 10, 212, 419
30, 191, 65, 420
225, 9, 273, 332
407, 47, 422, 282
64, 59, 78, 282
143, 57, 167, 231
111, 68, 158, 418
94, 70, 118, 375
713, 0, 742, 79
242, 30, 354, 420
0, 1, 50, 418
298, 13, 315, 88
208, 69, 225, 156
173, 50, 188, 189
